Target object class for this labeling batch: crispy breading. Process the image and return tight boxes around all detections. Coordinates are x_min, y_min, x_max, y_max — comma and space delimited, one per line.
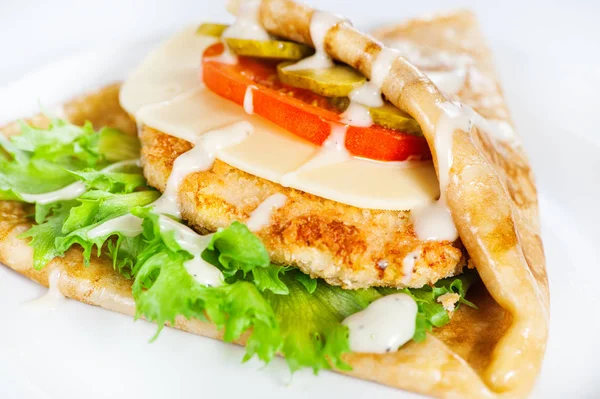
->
140, 126, 465, 289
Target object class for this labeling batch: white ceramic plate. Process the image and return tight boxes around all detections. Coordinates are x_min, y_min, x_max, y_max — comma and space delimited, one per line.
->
1, 1, 599, 398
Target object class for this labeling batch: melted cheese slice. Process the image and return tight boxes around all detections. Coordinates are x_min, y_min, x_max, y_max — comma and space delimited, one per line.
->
120, 26, 439, 210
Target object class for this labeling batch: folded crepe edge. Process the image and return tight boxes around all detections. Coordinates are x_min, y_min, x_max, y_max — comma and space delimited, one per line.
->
258, 0, 549, 395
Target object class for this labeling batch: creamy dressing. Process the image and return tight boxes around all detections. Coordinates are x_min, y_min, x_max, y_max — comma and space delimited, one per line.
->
342, 48, 400, 127
401, 250, 420, 284
148, 121, 252, 286
371, 48, 401, 88
348, 82, 383, 107
280, 123, 350, 186
246, 193, 287, 231
25, 268, 66, 310
383, 39, 470, 97
385, 39, 472, 71
411, 201, 458, 241
100, 159, 141, 172
426, 69, 467, 97
19, 157, 138, 206
410, 102, 469, 242
284, 11, 344, 71
343, 293, 418, 353
410, 102, 518, 242
204, 47, 238, 65
477, 118, 519, 146
340, 102, 372, 127
243, 85, 256, 114
87, 214, 143, 239
152, 121, 254, 218
19, 181, 86, 205
211, 0, 271, 67
157, 215, 223, 287
222, 0, 270, 41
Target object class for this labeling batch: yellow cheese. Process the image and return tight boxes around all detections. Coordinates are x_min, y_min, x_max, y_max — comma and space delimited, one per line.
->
120, 26, 439, 210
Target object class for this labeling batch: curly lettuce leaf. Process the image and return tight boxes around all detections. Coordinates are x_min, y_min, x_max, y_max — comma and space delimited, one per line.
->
67, 164, 146, 194
0, 118, 139, 200
295, 272, 318, 294
19, 201, 76, 270
202, 221, 289, 294
128, 208, 283, 363
56, 191, 159, 267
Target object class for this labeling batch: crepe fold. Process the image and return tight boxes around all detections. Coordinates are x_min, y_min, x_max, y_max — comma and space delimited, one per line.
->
0, 4, 548, 399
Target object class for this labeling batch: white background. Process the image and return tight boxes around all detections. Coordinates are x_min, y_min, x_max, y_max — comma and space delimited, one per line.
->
1, 1, 600, 398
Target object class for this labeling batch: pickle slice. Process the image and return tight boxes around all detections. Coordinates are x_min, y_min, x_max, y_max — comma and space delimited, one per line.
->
277, 62, 366, 97
329, 98, 422, 135
196, 23, 229, 37
370, 103, 422, 136
225, 38, 313, 60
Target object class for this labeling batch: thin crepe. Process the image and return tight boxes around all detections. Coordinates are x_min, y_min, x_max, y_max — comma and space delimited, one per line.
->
0, 6, 548, 399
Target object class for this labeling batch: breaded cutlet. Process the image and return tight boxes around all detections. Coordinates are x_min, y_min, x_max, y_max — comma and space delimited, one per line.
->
139, 125, 466, 289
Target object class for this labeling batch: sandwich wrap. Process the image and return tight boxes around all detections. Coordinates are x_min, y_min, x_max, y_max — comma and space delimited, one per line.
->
0, 2, 548, 398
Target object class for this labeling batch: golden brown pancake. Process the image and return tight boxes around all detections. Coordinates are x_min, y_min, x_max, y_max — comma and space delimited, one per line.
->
0, 3, 548, 398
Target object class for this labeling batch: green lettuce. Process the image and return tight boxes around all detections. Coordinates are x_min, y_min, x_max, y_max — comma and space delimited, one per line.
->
129, 208, 283, 362
3, 117, 477, 375
0, 117, 139, 200
202, 222, 289, 295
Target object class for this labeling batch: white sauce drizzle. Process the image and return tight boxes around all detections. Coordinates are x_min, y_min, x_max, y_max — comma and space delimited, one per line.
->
204, 47, 238, 65
410, 102, 518, 242
100, 158, 141, 172
152, 121, 254, 218
343, 293, 418, 353
410, 102, 469, 242
369, 48, 401, 94
384, 39, 470, 97
19, 181, 86, 205
401, 250, 420, 285
340, 102, 372, 127
158, 215, 223, 287
25, 268, 65, 310
246, 193, 287, 231
222, 0, 270, 41
18, 158, 141, 205
243, 85, 256, 114
145, 121, 253, 286
280, 123, 349, 186
348, 82, 384, 108
283, 11, 344, 71
426, 69, 467, 97
385, 39, 473, 71
342, 48, 400, 127
209, 0, 271, 66
411, 201, 458, 242
87, 214, 143, 239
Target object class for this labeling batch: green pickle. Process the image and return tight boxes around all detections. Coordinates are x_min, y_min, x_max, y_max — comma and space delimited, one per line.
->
226, 38, 313, 60
277, 62, 366, 97
370, 103, 422, 135
329, 97, 422, 135
196, 23, 229, 37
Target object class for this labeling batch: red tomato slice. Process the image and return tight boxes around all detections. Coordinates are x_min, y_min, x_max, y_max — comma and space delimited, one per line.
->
201, 43, 430, 162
